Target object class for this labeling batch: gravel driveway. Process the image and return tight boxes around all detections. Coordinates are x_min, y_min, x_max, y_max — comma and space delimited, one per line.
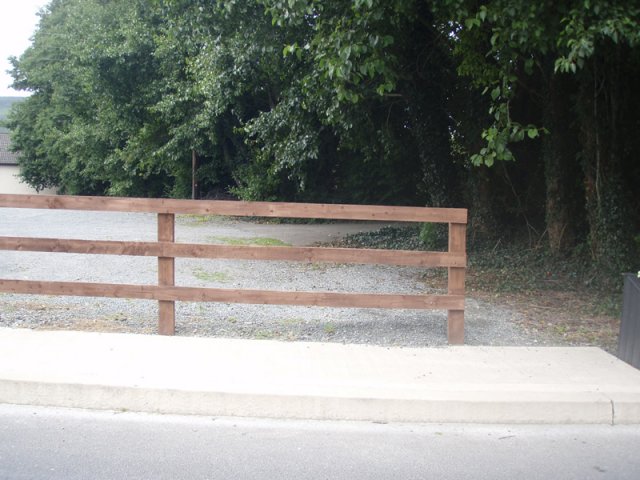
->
0, 208, 552, 346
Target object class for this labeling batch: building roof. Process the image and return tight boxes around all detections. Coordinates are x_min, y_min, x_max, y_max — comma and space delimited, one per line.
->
0, 132, 19, 165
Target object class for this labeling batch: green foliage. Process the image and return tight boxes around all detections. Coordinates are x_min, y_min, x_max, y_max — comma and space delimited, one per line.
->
433, 1, 554, 167
433, 0, 640, 271
554, 2, 640, 74
433, 0, 640, 169
9, 0, 451, 205
418, 223, 448, 250
8, 0, 171, 195
261, 0, 408, 106
327, 225, 424, 251
239, 0, 456, 205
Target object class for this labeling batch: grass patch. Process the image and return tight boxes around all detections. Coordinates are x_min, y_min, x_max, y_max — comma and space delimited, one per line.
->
178, 214, 226, 225
192, 268, 231, 283
207, 236, 291, 247
254, 329, 276, 339
278, 317, 304, 326
103, 313, 128, 322
323, 323, 337, 335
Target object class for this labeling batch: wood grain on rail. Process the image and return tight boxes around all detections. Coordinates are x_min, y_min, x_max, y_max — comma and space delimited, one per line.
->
0, 194, 467, 223
0, 236, 467, 268
0, 279, 465, 310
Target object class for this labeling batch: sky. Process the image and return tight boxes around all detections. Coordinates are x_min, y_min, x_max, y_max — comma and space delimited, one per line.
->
0, 0, 50, 96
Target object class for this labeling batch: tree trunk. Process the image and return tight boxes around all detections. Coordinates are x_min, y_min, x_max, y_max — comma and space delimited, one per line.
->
577, 46, 636, 272
542, 73, 584, 255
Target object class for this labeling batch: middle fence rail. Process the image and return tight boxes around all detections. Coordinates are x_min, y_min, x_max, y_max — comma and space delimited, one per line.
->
0, 194, 468, 344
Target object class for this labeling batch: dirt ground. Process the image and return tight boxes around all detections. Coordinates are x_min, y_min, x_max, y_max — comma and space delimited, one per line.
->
420, 263, 621, 353
491, 291, 619, 353
466, 280, 621, 353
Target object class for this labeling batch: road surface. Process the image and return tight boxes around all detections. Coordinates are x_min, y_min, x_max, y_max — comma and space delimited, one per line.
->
1, 404, 639, 480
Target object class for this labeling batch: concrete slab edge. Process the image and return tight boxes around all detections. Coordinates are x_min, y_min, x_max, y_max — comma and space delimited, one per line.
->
0, 379, 628, 425
610, 393, 640, 425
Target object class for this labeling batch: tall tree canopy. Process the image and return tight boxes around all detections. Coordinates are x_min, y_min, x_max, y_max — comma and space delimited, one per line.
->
7, 0, 640, 271
9, 0, 456, 206
434, 0, 640, 270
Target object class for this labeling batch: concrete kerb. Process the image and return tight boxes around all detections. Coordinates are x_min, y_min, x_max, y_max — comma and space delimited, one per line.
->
1, 327, 639, 424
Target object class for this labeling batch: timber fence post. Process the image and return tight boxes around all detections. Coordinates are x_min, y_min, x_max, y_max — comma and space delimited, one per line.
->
447, 222, 466, 344
158, 213, 175, 335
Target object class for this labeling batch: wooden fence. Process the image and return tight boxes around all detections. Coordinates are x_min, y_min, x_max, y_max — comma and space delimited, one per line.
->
0, 194, 467, 344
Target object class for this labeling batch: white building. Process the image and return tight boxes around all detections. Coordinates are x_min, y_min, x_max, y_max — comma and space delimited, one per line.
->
0, 132, 56, 195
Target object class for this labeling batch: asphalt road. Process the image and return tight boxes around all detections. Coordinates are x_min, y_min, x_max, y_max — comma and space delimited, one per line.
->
1, 405, 639, 480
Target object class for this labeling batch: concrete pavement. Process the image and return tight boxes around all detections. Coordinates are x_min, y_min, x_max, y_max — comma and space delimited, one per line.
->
1, 327, 639, 424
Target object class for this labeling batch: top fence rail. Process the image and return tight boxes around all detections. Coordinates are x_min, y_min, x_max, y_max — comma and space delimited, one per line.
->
0, 194, 468, 224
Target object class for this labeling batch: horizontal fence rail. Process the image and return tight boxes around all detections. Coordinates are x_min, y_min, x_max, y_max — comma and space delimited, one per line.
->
0, 237, 467, 267
0, 194, 468, 223
0, 194, 468, 344
0, 280, 465, 310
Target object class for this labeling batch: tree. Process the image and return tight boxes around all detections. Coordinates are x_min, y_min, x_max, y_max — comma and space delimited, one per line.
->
255, 0, 461, 206
9, 0, 169, 195
433, 0, 640, 270
9, 0, 461, 206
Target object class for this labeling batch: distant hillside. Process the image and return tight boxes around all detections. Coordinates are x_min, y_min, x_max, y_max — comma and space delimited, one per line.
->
0, 96, 25, 119
0, 96, 25, 133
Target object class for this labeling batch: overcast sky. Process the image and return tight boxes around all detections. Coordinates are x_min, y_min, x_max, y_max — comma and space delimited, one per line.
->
0, 0, 49, 96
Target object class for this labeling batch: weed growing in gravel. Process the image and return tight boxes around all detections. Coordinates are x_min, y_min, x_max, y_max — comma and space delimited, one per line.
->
0, 303, 17, 313
304, 262, 328, 273
103, 313, 127, 322
278, 317, 304, 326
207, 236, 291, 247
178, 214, 226, 225
192, 268, 231, 283
255, 329, 276, 339
323, 323, 337, 335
